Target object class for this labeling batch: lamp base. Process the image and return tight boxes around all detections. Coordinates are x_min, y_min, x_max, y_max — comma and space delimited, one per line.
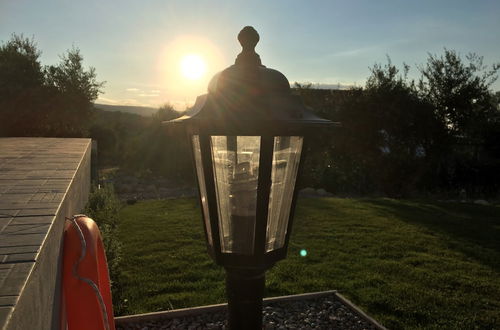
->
225, 268, 265, 330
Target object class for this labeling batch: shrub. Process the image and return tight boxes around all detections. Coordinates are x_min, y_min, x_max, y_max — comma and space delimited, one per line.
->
84, 184, 127, 314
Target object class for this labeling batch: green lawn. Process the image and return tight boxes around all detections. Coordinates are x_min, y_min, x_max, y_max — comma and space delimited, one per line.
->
117, 197, 500, 329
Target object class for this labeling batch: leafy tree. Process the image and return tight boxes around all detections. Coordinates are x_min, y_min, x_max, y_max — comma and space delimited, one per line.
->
292, 84, 339, 191
419, 49, 499, 139
337, 60, 441, 196
153, 103, 181, 122
0, 35, 47, 136
417, 50, 500, 195
0, 34, 104, 137
88, 109, 152, 166
297, 52, 500, 197
117, 103, 191, 182
44, 47, 104, 136
0, 34, 43, 94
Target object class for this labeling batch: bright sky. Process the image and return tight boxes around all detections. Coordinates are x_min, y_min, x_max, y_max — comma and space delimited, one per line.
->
1, 0, 499, 109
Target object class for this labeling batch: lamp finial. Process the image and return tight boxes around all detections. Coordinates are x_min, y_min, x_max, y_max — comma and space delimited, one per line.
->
235, 26, 262, 66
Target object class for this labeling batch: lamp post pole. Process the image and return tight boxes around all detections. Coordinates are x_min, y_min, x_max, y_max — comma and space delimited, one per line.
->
226, 268, 265, 330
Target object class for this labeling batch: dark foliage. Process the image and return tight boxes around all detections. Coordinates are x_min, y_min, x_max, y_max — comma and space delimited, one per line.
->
0, 34, 103, 137
89, 109, 151, 166
84, 184, 128, 315
89, 104, 193, 184
297, 52, 500, 198
120, 104, 192, 183
417, 50, 500, 195
419, 50, 499, 139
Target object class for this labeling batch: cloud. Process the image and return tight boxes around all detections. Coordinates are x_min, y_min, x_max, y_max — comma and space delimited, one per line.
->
97, 95, 157, 107
126, 88, 140, 92
150, 90, 160, 93
291, 81, 356, 90
329, 46, 378, 58
96, 96, 120, 105
121, 99, 147, 106
139, 93, 159, 97
325, 38, 411, 59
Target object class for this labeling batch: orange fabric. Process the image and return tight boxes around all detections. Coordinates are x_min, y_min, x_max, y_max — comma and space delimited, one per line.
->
62, 216, 115, 330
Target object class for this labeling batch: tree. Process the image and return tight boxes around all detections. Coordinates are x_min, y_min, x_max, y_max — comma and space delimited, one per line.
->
0, 34, 47, 136
0, 34, 104, 137
337, 60, 442, 196
45, 47, 104, 136
153, 103, 181, 122
418, 50, 500, 195
419, 49, 500, 139
294, 51, 500, 196
0, 34, 43, 95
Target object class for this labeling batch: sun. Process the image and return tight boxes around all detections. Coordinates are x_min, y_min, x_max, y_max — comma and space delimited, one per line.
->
180, 54, 206, 80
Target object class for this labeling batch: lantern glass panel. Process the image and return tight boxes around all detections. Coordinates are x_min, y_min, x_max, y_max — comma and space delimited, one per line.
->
192, 135, 213, 247
266, 136, 303, 252
211, 136, 261, 254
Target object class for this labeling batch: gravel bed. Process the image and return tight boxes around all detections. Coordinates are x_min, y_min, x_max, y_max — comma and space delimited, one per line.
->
116, 293, 378, 330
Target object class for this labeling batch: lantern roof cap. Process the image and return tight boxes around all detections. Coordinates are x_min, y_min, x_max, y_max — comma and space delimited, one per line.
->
166, 26, 336, 134
208, 26, 290, 96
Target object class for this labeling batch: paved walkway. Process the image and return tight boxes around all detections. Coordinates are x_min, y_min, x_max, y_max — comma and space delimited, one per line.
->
0, 137, 91, 330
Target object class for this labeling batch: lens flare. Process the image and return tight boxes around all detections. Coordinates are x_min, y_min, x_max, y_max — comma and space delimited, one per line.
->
300, 249, 307, 257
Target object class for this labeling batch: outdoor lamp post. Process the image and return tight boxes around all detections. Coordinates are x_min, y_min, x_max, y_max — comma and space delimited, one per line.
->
166, 26, 334, 329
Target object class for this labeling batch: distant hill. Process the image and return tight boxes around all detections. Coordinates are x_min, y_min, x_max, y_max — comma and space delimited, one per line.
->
94, 103, 158, 117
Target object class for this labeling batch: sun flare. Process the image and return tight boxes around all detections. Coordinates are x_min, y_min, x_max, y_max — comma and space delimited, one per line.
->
180, 54, 206, 80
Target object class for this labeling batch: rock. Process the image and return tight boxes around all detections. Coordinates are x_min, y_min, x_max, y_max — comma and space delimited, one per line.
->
116, 293, 378, 330
316, 188, 333, 197
116, 183, 134, 193
316, 188, 328, 196
122, 175, 139, 185
299, 187, 316, 197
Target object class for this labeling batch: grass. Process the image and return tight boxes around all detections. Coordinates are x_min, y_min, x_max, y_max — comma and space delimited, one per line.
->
117, 197, 500, 329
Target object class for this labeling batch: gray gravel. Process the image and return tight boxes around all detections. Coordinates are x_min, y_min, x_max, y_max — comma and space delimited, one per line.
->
116, 294, 378, 330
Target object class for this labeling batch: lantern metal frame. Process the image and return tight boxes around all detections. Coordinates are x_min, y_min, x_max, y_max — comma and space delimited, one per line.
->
182, 101, 331, 270
192, 132, 306, 269
165, 26, 336, 329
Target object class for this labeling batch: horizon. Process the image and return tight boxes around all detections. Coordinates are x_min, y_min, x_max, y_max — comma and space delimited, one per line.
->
2, 0, 499, 110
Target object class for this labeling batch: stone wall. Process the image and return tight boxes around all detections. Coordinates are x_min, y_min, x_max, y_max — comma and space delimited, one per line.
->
0, 138, 91, 330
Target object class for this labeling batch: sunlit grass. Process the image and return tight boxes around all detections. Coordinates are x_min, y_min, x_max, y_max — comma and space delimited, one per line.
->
117, 198, 500, 329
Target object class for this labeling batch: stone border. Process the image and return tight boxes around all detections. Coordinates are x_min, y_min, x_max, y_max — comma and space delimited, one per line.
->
333, 292, 387, 330
115, 290, 386, 330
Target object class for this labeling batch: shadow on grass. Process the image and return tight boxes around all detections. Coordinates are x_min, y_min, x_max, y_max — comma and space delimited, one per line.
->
360, 198, 500, 271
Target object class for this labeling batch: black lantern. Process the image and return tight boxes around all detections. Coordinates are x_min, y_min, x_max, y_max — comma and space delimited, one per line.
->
166, 26, 334, 329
